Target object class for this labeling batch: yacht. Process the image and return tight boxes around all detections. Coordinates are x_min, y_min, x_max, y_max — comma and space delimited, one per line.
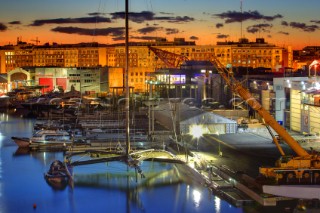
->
11, 129, 78, 148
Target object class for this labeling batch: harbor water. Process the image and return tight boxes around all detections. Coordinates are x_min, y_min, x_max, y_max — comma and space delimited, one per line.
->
0, 111, 243, 213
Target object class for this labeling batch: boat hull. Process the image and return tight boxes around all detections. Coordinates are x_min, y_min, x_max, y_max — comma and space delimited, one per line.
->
11, 137, 30, 148
44, 160, 72, 189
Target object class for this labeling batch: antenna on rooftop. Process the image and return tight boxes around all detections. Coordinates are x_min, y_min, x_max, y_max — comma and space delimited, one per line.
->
31, 37, 40, 45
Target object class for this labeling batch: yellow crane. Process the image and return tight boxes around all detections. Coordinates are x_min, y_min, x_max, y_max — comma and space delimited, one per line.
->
211, 57, 320, 184
146, 46, 320, 184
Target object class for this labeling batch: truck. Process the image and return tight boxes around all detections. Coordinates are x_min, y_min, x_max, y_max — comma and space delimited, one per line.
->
212, 57, 320, 184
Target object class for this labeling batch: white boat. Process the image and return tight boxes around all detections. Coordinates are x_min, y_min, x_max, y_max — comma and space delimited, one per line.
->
12, 129, 76, 148
11, 136, 30, 148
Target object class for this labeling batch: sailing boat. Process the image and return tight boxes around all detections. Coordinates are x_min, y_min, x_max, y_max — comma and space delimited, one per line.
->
44, 0, 185, 187
44, 0, 145, 183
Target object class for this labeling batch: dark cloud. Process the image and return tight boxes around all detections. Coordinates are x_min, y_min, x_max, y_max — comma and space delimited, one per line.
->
0, 23, 7, 31
88, 12, 106, 16
281, 20, 319, 32
111, 11, 154, 23
278, 31, 289, 35
51, 26, 124, 36
247, 23, 272, 34
216, 23, 223, 28
137, 26, 179, 36
215, 10, 282, 23
165, 28, 179, 35
310, 20, 320, 24
111, 11, 194, 24
165, 16, 194, 23
289, 22, 319, 32
189, 36, 198, 40
217, 34, 229, 39
246, 27, 258, 34
8, 21, 21, 25
112, 36, 124, 41
113, 35, 168, 42
30, 16, 112, 26
137, 26, 161, 34
130, 36, 165, 41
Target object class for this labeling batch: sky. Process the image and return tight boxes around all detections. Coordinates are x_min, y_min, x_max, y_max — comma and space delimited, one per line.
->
0, 0, 319, 50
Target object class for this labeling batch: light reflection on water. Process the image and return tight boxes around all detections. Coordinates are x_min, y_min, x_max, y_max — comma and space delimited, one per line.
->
0, 112, 245, 213
215, 196, 221, 213
0, 161, 2, 197
192, 189, 201, 208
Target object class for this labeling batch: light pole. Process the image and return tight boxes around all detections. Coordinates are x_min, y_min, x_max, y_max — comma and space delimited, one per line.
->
216, 132, 222, 157
190, 125, 204, 151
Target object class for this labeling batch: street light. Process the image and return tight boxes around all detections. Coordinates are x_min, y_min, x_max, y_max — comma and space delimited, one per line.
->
190, 124, 204, 150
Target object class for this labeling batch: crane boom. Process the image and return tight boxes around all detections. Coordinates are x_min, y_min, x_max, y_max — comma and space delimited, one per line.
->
148, 46, 189, 68
211, 58, 309, 157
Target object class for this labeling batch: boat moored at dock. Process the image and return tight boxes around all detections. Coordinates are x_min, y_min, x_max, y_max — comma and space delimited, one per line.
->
11, 129, 87, 149
11, 136, 30, 148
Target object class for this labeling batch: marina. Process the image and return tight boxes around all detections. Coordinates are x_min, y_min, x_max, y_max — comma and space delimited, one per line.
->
1, 107, 318, 212
1, 56, 320, 212
0, 0, 319, 212
0, 113, 240, 213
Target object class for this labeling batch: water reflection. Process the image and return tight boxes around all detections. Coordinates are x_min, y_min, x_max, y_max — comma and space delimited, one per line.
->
43, 160, 211, 212
215, 196, 221, 213
193, 189, 201, 208
13, 147, 30, 156
1, 112, 244, 213
0, 160, 2, 197
45, 176, 69, 190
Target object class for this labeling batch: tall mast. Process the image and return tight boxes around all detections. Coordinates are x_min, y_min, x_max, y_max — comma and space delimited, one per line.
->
240, 0, 243, 38
125, 0, 130, 156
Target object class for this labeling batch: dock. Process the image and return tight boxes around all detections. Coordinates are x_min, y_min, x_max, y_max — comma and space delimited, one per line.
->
186, 153, 292, 207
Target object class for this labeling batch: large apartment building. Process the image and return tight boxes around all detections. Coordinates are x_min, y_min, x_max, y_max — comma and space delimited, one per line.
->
1, 37, 293, 93
0, 37, 292, 73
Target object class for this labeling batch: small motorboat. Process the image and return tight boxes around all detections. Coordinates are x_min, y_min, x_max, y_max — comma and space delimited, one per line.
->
44, 160, 71, 183
11, 136, 30, 148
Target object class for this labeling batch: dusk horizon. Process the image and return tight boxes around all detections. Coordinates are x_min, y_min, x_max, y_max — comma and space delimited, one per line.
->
1, 0, 320, 50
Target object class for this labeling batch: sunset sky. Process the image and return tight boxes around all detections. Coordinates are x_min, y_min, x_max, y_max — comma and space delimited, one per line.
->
0, 0, 319, 50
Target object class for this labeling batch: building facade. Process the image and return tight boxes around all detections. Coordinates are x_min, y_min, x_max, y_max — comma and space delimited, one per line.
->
2, 37, 294, 94
273, 76, 320, 135
7, 67, 108, 95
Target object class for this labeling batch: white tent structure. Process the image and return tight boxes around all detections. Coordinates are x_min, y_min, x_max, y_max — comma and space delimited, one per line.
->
153, 101, 237, 135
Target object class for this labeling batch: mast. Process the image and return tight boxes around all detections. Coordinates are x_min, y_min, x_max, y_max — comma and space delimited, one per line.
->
240, 0, 243, 39
125, 0, 130, 156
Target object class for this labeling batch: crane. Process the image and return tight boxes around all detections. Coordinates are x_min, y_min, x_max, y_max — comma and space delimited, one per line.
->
148, 46, 189, 68
211, 57, 320, 184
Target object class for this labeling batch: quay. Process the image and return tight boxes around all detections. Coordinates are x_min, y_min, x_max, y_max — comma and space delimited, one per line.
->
10, 105, 320, 208
177, 151, 284, 207
27, 123, 315, 207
